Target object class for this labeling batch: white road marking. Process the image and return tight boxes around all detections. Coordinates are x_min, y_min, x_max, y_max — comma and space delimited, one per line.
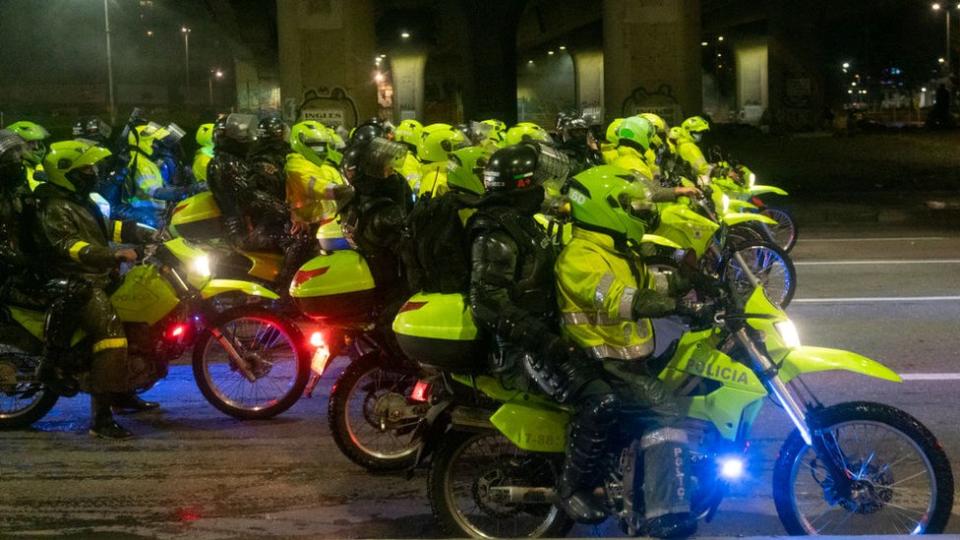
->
800, 236, 949, 242
901, 373, 960, 381
795, 259, 960, 266
793, 296, 960, 304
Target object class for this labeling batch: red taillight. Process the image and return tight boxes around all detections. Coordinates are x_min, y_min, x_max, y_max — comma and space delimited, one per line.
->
293, 266, 329, 287
399, 301, 428, 313
309, 331, 325, 349
165, 323, 188, 341
751, 196, 764, 207
410, 380, 431, 402
172, 202, 189, 215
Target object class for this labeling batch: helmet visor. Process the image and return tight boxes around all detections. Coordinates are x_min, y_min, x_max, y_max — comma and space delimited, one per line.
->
532, 144, 571, 184
360, 137, 407, 178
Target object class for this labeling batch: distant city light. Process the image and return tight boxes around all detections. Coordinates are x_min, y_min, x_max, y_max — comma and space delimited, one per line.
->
548, 50, 555, 55
379, 54, 387, 59
922, 86, 928, 92
374, 72, 384, 83
718, 35, 725, 42
848, 89, 853, 94
558, 45, 567, 50
146, 30, 153, 37
181, 26, 190, 33
214, 69, 224, 78
932, 2, 942, 10
400, 31, 411, 39
939, 57, 946, 64
527, 59, 534, 65
701, 41, 709, 47
842, 62, 850, 69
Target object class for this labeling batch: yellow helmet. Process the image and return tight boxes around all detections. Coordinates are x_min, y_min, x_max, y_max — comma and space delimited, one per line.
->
419, 123, 468, 163
504, 122, 550, 146
394, 119, 423, 150
605, 118, 624, 145
43, 140, 112, 193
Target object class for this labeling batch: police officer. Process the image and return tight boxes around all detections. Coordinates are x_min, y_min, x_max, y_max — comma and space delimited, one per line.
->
31, 140, 158, 438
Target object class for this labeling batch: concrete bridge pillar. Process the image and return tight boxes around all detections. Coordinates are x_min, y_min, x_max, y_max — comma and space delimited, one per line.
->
603, 0, 702, 125
277, 0, 378, 127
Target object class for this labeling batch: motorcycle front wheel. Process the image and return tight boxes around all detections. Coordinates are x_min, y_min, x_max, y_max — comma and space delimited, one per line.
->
193, 307, 309, 420
773, 401, 954, 536
760, 206, 799, 253
328, 354, 422, 472
723, 241, 796, 307
428, 430, 574, 539
0, 349, 58, 429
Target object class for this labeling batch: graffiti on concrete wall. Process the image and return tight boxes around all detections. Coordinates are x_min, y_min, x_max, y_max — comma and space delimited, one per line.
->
294, 86, 360, 128
621, 84, 683, 124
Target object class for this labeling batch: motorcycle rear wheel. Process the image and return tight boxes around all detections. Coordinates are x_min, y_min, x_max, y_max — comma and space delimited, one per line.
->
428, 430, 574, 539
773, 401, 954, 536
328, 354, 421, 472
760, 206, 798, 253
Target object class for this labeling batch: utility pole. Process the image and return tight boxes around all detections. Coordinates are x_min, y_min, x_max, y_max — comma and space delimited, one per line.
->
103, 0, 116, 125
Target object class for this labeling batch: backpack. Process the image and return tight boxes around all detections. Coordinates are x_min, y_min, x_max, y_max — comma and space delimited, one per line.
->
401, 192, 478, 294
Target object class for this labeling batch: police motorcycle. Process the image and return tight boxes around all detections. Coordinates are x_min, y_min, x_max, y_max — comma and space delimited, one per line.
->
702, 146, 798, 253
392, 257, 953, 538
654, 158, 796, 307
0, 233, 310, 427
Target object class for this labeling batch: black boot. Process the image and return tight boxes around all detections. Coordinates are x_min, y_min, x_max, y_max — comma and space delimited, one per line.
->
556, 393, 620, 524
111, 392, 160, 413
89, 394, 135, 439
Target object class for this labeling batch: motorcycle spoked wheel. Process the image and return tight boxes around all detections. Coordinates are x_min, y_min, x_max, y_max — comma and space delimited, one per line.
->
428, 431, 575, 539
723, 241, 796, 307
759, 207, 799, 253
0, 346, 59, 429
328, 354, 422, 472
192, 306, 309, 420
773, 402, 954, 536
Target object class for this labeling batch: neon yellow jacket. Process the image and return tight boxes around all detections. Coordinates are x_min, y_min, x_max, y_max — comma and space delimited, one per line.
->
418, 161, 449, 198
600, 143, 618, 165
284, 152, 344, 225
556, 227, 657, 360
398, 151, 422, 193
611, 146, 655, 181
676, 131, 710, 177
127, 153, 165, 211
192, 147, 213, 182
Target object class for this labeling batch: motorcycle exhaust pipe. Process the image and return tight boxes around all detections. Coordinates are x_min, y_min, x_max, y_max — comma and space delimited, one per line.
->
488, 487, 558, 504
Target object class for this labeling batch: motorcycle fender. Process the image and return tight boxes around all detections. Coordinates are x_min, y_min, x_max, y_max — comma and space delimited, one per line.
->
491, 402, 568, 453
723, 212, 778, 227
641, 234, 683, 250
200, 279, 281, 301
778, 346, 902, 384
726, 199, 758, 212
412, 400, 456, 469
749, 185, 788, 197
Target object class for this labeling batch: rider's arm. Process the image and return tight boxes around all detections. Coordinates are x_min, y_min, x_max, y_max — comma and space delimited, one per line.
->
469, 229, 557, 352
40, 201, 117, 269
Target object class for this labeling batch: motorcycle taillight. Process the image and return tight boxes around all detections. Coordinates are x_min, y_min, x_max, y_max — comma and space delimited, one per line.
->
410, 380, 431, 403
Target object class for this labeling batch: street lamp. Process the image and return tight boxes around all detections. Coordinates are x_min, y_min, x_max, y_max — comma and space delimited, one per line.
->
400, 30, 411, 39
931, 2, 959, 76
208, 68, 223, 105
181, 26, 191, 103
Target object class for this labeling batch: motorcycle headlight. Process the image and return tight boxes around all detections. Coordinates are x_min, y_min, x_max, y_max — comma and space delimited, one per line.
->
191, 255, 211, 278
721, 194, 731, 213
748, 172, 756, 189
775, 320, 801, 348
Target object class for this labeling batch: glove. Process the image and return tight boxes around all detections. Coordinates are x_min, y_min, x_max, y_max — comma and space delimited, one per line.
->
676, 299, 716, 326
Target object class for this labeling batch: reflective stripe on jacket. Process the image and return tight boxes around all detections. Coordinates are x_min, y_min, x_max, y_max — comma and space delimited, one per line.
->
556, 227, 655, 360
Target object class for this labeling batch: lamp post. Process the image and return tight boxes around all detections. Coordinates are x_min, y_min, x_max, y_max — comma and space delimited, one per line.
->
208, 69, 223, 105
103, 0, 116, 124
181, 26, 191, 103
931, 3, 959, 77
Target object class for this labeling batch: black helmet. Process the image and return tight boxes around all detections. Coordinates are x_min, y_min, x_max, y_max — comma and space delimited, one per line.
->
257, 115, 288, 142
72, 117, 113, 144
483, 144, 539, 192
340, 137, 406, 183
350, 122, 385, 147
213, 113, 258, 146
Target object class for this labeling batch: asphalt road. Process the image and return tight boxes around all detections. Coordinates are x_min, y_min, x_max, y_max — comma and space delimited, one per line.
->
2, 223, 960, 539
